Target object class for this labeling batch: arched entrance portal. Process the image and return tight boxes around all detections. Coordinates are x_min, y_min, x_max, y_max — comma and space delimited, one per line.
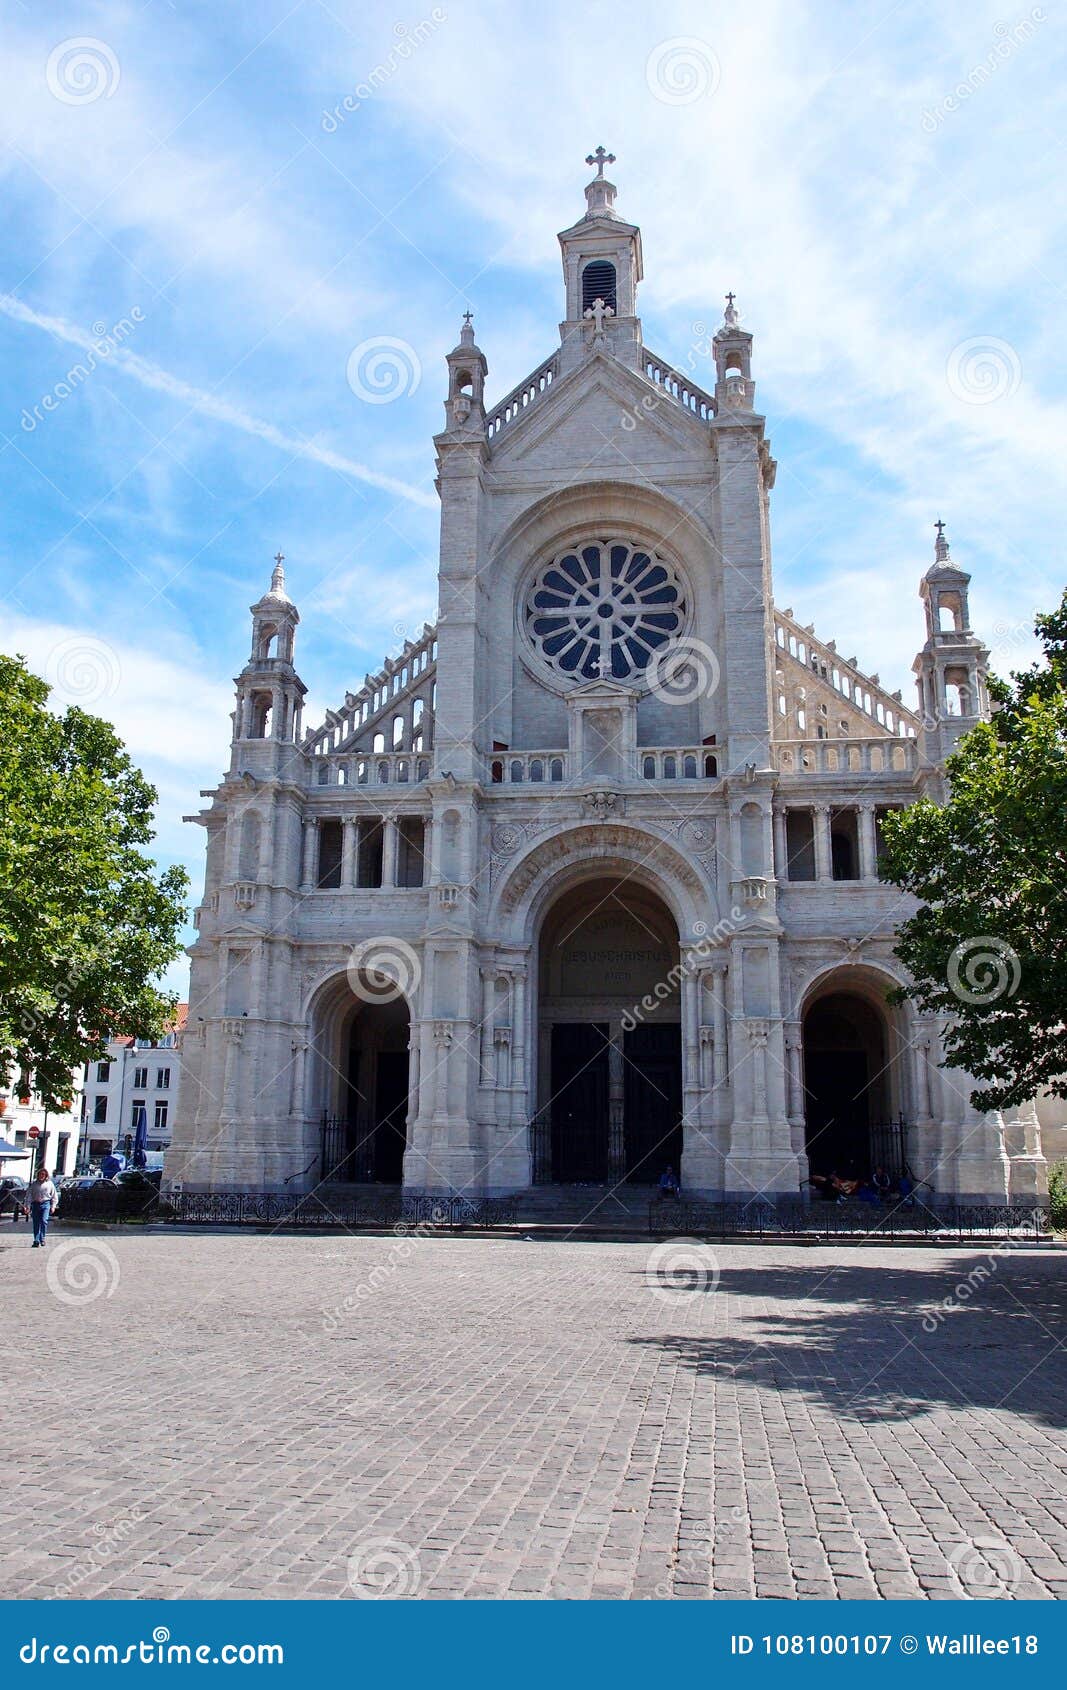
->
313, 981, 411, 1185
536, 876, 683, 1184
801, 986, 899, 1183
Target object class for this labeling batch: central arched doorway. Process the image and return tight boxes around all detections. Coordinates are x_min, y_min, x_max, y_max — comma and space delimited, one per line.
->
801, 985, 897, 1183
536, 876, 683, 1184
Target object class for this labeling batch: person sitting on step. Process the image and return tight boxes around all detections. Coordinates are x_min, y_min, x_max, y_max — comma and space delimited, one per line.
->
658, 1163, 680, 1200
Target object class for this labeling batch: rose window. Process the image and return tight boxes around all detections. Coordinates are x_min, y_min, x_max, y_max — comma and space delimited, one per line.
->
524, 540, 686, 683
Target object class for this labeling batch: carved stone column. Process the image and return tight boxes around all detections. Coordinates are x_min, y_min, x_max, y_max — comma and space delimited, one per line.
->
772, 806, 787, 881
381, 815, 398, 888
341, 817, 358, 888
219, 1017, 245, 1129
479, 967, 497, 1086
299, 819, 317, 892
812, 804, 832, 882
858, 803, 878, 882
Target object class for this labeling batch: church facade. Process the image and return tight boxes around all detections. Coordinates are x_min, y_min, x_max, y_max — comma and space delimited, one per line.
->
165, 157, 1047, 1206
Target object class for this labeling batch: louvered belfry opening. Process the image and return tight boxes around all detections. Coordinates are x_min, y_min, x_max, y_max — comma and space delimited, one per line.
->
581, 259, 617, 314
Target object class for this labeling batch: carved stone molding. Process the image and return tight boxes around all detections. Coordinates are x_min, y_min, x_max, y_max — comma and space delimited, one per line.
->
581, 790, 621, 819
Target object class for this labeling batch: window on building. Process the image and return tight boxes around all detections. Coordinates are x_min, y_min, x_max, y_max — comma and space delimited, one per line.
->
55, 1134, 70, 1176
581, 259, 617, 313
93, 1096, 108, 1125
395, 817, 426, 888
830, 808, 860, 881
785, 811, 816, 882
97, 1061, 111, 1083
131, 1100, 146, 1129
356, 818, 385, 888
154, 1100, 169, 1134
316, 819, 343, 889
133, 1066, 148, 1089
157, 1067, 170, 1089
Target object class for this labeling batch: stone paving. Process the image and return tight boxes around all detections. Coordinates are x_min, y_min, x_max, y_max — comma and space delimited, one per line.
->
2, 1223, 1066, 1600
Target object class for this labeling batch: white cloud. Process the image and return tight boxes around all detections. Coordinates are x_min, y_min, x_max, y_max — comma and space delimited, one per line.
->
0, 293, 438, 509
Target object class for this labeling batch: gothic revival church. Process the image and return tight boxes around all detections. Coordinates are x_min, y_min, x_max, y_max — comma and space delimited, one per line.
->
166, 155, 1048, 1206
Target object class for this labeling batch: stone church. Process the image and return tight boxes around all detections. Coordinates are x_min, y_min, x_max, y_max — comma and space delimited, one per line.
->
165, 155, 1048, 1206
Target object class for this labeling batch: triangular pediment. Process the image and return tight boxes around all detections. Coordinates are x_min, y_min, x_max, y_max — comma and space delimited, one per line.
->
487, 351, 714, 469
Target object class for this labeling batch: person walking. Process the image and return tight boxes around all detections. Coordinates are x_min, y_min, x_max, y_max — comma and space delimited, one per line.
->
27, 1167, 59, 1248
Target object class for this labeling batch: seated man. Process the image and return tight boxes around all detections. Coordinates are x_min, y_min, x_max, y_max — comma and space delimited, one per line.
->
658, 1163, 680, 1200
871, 1165, 893, 1202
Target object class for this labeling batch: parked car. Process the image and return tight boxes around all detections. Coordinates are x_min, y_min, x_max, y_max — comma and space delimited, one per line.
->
115, 1169, 162, 1190
0, 1176, 27, 1219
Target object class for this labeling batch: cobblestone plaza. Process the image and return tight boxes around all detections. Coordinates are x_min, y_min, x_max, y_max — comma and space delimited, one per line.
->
3, 1229, 1066, 1601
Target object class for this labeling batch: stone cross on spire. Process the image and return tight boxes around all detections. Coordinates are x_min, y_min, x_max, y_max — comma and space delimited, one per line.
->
584, 297, 614, 338
585, 145, 616, 179
722, 291, 740, 330
934, 518, 950, 563
271, 552, 286, 593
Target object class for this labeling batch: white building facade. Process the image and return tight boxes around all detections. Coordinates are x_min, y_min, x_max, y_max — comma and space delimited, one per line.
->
165, 160, 1047, 1207
78, 1018, 185, 1167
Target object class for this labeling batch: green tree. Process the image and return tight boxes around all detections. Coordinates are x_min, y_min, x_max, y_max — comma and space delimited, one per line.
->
879, 592, 1067, 1113
0, 654, 188, 1110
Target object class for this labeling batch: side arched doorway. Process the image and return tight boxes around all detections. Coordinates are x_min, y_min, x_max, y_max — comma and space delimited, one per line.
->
310, 977, 411, 1185
536, 876, 683, 1184
801, 979, 903, 1183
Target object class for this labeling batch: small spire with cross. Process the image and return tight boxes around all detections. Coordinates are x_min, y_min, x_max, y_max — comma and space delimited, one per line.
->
722, 290, 740, 330
934, 517, 950, 563
271, 551, 286, 593
585, 145, 616, 180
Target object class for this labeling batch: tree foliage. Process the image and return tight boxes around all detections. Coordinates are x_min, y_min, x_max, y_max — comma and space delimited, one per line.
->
0, 654, 188, 1109
879, 593, 1067, 1113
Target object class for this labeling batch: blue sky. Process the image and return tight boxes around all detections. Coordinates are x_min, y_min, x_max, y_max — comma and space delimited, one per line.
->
2, 0, 1065, 996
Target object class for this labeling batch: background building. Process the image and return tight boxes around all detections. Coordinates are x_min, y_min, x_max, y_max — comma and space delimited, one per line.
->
0, 1083, 80, 1179
78, 1006, 187, 1168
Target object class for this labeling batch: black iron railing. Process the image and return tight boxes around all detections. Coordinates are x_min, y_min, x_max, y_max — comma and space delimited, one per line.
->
647, 1199, 1052, 1241
320, 1113, 376, 1184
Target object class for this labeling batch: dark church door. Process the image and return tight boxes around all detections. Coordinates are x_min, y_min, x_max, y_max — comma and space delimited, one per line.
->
803, 1050, 870, 1181
374, 1051, 409, 1185
623, 1023, 683, 1183
551, 1023, 609, 1181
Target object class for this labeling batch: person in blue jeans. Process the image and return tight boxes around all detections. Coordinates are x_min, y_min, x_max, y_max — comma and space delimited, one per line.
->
27, 1167, 59, 1247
